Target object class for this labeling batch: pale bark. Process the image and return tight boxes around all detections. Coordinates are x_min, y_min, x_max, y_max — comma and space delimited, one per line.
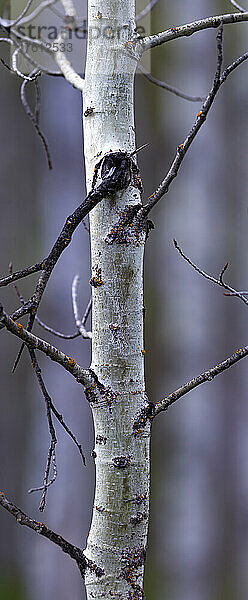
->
82, 1, 150, 599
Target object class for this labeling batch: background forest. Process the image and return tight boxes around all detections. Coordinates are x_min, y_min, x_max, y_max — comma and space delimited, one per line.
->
1, 1, 248, 599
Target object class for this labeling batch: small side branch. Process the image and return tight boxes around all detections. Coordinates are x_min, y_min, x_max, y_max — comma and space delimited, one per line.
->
0, 304, 91, 386
136, 0, 159, 22
228, 0, 246, 12
0, 262, 43, 288
141, 11, 248, 51
173, 239, 248, 307
36, 317, 80, 340
72, 275, 92, 339
0, 491, 88, 577
28, 349, 58, 511
20, 74, 52, 169
30, 351, 86, 465
154, 345, 248, 416
138, 65, 205, 102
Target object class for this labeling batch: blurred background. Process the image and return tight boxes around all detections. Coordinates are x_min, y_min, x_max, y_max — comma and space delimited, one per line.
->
1, 1, 248, 599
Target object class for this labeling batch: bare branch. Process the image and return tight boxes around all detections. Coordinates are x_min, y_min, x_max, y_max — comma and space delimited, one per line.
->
53, 26, 85, 91
0, 491, 88, 577
0, 303, 91, 386
5, 152, 131, 332
138, 64, 205, 102
36, 317, 80, 340
82, 298, 92, 326
28, 349, 58, 511
228, 0, 246, 12
1, 0, 84, 88
8, 0, 34, 28
141, 11, 248, 52
173, 239, 248, 307
140, 27, 248, 217
72, 275, 92, 339
154, 345, 248, 416
12, 47, 41, 80
28, 440, 57, 511
20, 73, 52, 169
0, 38, 42, 80
8, 0, 59, 27
0, 261, 43, 288
30, 350, 86, 469
136, 0, 159, 22
1, 152, 134, 373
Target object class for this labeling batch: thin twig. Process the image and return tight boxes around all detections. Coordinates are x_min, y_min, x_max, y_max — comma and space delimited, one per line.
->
173, 239, 248, 307
7, 0, 59, 27
136, 0, 159, 22
8, 0, 34, 28
82, 298, 92, 326
34, 76, 41, 125
36, 317, 80, 340
12, 47, 41, 81
28, 349, 57, 511
228, 0, 246, 12
20, 73, 52, 169
154, 344, 248, 416
30, 351, 86, 469
72, 275, 92, 339
138, 64, 205, 102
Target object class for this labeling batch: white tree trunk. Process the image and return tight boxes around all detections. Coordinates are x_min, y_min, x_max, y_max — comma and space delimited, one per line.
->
82, 1, 150, 599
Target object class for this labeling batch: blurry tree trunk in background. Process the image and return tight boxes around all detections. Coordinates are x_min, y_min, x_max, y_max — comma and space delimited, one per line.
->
23, 77, 92, 600
0, 64, 39, 599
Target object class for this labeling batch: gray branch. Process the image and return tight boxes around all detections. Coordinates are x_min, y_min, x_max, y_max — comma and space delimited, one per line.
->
141, 11, 248, 52
154, 345, 248, 416
173, 239, 248, 308
0, 303, 91, 387
140, 27, 248, 216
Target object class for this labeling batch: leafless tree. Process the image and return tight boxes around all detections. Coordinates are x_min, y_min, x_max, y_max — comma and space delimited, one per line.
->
1, 1, 248, 598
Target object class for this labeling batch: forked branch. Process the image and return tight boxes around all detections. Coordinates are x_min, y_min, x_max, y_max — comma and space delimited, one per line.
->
173, 239, 248, 307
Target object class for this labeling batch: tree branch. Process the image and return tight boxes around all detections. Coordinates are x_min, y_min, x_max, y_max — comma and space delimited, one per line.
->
141, 11, 248, 52
140, 27, 248, 217
20, 72, 52, 169
0, 303, 91, 386
154, 344, 248, 416
30, 350, 86, 467
136, 0, 159, 22
228, 0, 246, 13
28, 349, 58, 511
0, 491, 88, 577
36, 317, 80, 339
0, 151, 136, 376
138, 64, 205, 102
0, 262, 43, 288
72, 275, 92, 339
173, 239, 248, 307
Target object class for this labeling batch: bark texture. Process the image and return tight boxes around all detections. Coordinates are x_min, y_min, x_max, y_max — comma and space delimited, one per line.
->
83, 1, 151, 598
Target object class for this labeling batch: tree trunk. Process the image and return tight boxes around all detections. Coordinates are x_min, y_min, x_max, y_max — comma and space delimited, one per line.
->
83, 1, 150, 599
